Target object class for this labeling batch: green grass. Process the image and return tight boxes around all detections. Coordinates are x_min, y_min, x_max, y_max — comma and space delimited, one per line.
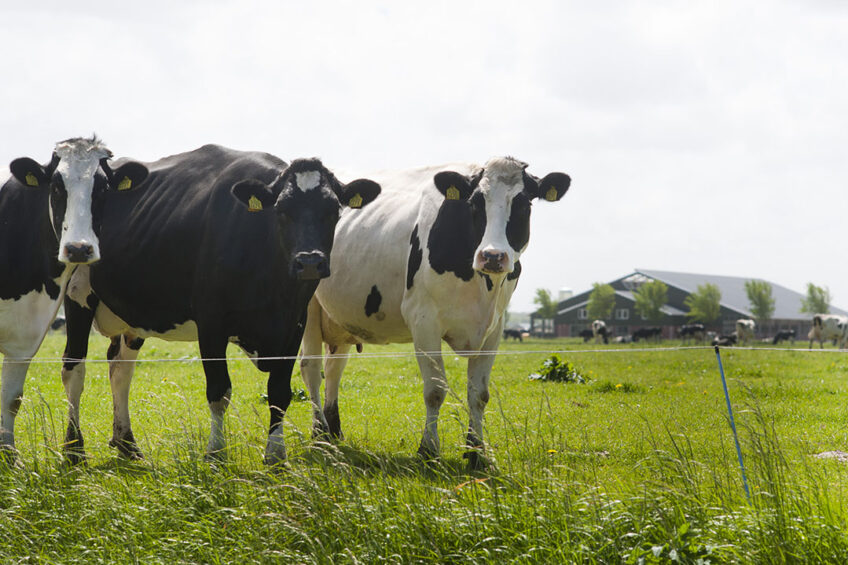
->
2, 334, 848, 562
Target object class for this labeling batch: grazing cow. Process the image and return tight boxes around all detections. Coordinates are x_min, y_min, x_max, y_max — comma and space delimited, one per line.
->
578, 329, 594, 342
0, 137, 147, 459
300, 157, 570, 468
735, 319, 756, 345
772, 329, 796, 345
679, 323, 705, 343
712, 333, 737, 347
808, 314, 848, 349
591, 320, 609, 344
632, 327, 662, 342
60, 146, 380, 464
502, 328, 523, 342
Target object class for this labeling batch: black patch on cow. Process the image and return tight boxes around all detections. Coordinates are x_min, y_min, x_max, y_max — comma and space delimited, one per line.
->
426, 193, 485, 281
505, 193, 531, 253
507, 260, 522, 281
364, 285, 382, 317
407, 225, 422, 290
124, 336, 145, 350
478, 272, 493, 292
106, 336, 122, 361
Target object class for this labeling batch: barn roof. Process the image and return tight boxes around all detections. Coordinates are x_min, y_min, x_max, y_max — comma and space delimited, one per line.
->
633, 268, 848, 319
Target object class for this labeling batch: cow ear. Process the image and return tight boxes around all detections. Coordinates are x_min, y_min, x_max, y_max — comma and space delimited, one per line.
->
10, 157, 50, 188
433, 171, 473, 201
527, 172, 570, 202
232, 179, 276, 213
105, 162, 149, 192
338, 178, 381, 209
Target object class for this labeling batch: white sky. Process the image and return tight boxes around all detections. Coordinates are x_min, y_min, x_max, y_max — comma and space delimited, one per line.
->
2, 1, 846, 312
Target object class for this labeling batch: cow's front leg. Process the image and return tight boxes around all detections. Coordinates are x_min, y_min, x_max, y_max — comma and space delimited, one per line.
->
107, 335, 145, 459
198, 330, 231, 459
61, 294, 97, 464
265, 356, 296, 465
411, 323, 448, 461
465, 326, 502, 471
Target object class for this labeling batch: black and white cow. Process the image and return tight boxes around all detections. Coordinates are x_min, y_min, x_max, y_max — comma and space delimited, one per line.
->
578, 329, 594, 342
300, 157, 570, 468
0, 136, 147, 459
60, 145, 379, 464
735, 319, 756, 345
772, 329, 796, 345
808, 314, 848, 349
679, 323, 705, 343
591, 320, 609, 344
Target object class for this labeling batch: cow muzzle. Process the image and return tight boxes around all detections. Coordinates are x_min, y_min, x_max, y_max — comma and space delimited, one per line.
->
62, 242, 99, 265
474, 249, 510, 275
293, 251, 330, 280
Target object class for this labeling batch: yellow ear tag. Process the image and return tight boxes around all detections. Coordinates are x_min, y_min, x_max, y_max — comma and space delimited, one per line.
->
25, 172, 39, 187
545, 187, 558, 201
446, 185, 460, 200
248, 195, 263, 212
348, 193, 363, 209
117, 176, 132, 191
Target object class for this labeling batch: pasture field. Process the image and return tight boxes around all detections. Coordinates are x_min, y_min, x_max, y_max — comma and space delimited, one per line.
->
2, 334, 848, 563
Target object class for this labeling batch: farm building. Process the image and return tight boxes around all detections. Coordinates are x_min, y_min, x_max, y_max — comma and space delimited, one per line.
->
531, 268, 848, 339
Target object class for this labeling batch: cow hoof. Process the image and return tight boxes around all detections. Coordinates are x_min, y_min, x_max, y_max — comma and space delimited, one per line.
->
416, 441, 439, 463
0, 445, 19, 467
110, 433, 144, 460
463, 449, 491, 472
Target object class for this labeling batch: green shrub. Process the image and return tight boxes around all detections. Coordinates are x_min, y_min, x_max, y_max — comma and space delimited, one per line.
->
528, 355, 587, 384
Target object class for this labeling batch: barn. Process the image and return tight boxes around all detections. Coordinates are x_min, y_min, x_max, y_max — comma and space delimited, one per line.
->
531, 268, 848, 340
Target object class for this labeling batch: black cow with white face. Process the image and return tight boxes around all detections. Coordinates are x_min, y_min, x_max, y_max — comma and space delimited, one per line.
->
61, 145, 379, 464
301, 157, 570, 468
0, 136, 147, 460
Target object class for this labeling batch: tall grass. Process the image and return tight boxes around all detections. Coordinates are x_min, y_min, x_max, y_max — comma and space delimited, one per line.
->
1, 336, 847, 562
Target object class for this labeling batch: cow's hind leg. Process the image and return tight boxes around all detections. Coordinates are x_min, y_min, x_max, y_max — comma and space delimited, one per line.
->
198, 329, 231, 460
300, 298, 330, 438
1, 356, 32, 464
108, 335, 144, 459
322, 344, 351, 440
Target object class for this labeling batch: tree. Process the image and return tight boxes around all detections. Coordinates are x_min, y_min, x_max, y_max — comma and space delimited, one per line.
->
745, 280, 775, 323
684, 283, 721, 324
587, 283, 615, 320
533, 288, 558, 318
800, 282, 831, 314
633, 280, 668, 324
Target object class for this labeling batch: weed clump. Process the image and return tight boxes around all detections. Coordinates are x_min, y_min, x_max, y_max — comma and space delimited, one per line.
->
528, 355, 587, 384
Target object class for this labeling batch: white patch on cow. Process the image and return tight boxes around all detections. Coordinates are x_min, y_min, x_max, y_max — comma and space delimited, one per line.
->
53, 138, 112, 264
295, 170, 321, 192
473, 158, 528, 274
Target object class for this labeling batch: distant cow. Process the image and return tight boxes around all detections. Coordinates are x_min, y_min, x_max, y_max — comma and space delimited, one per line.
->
808, 314, 848, 349
1, 136, 148, 459
679, 323, 705, 343
59, 146, 380, 465
503, 328, 523, 342
632, 327, 662, 342
772, 329, 796, 345
578, 329, 594, 342
735, 319, 756, 345
591, 320, 609, 344
712, 332, 738, 347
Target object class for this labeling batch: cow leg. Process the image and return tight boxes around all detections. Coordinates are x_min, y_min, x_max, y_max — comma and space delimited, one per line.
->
264, 354, 296, 465
411, 322, 448, 461
61, 295, 97, 464
198, 329, 231, 459
300, 297, 330, 438
322, 344, 351, 440
107, 335, 144, 459
464, 328, 501, 471
0, 355, 32, 462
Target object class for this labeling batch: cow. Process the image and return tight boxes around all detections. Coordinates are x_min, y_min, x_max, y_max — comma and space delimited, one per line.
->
631, 327, 662, 342
712, 333, 737, 347
578, 329, 594, 342
808, 314, 848, 349
502, 328, 523, 342
591, 320, 609, 344
679, 323, 705, 343
59, 145, 380, 465
735, 319, 756, 345
0, 136, 147, 460
300, 156, 570, 469
772, 329, 796, 345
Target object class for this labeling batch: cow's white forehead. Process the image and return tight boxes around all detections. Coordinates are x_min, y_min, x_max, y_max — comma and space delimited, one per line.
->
54, 136, 112, 162
479, 156, 528, 196
295, 170, 322, 191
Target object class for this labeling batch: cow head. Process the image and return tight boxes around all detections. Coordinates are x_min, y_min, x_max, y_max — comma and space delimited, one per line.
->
231, 158, 380, 280
432, 157, 570, 277
9, 136, 148, 264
